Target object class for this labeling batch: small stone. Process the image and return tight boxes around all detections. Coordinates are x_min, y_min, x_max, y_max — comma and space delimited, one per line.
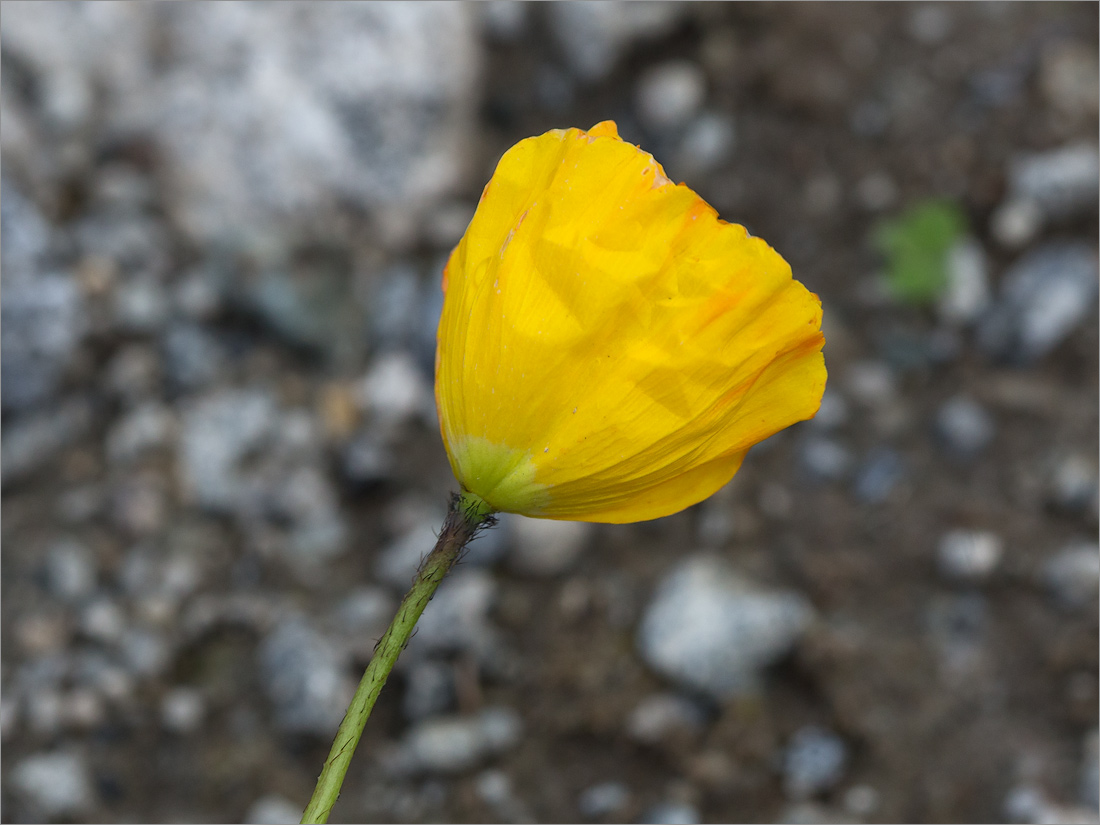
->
939, 237, 991, 326
977, 243, 1099, 364
11, 752, 93, 818
1, 398, 94, 485
1082, 730, 1099, 810
376, 522, 444, 590
161, 687, 205, 734
106, 402, 177, 464
342, 428, 395, 485
641, 801, 701, 825
843, 785, 881, 817
1008, 143, 1100, 220
809, 389, 850, 433
934, 396, 995, 459
1050, 455, 1099, 514
636, 61, 707, 131
162, 323, 225, 391
481, 1, 528, 41
505, 514, 592, 576
475, 769, 513, 806
855, 173, 898, 212
784, 726, 849, 799
259, 617, 351, 734
990, 198, 1043, 250
409, 569, 498, 659
1043, 543, 1100, 611
548, 2, 685, 81
937, 530, 1004, 582
626, 693, 708, 745
1040, 42, 1100, 117
244, 795, 302, 825
44, 538, 96, 602
356, 351, 432, 423
800, 437, 854, 482
121, 628, 170, 677
578, 781, 631, 819
842, 361, 897, 408
330, 587, 395, 641
675, 112, 735, 174
174, 270, 223, 321
402, 660, 455, 721
79, 598, 127, 644
178, 389, 277, 512
852, 449, 907, 504
396, 707, 523, 775
907, 5, 953, 45
637, 556, 814, 698
114, 278, 169, 333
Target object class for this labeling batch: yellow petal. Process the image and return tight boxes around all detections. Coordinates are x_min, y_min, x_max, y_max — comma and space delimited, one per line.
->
436, 122, 826, 523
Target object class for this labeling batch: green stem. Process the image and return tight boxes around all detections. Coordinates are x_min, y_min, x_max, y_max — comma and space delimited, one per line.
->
300, 492, 494, 824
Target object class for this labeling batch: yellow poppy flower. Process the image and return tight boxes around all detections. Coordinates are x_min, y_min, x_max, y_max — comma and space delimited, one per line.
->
435, 121, 826, 524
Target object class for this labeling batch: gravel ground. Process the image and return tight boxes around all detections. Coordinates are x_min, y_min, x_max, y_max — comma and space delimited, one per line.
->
2, 3, 1097, 823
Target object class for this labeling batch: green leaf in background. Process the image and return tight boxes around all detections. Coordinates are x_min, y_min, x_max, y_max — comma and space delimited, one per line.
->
874, 200, 968, 305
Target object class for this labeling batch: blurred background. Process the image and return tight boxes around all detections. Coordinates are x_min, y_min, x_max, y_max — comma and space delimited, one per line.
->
2, 2, 1097, 823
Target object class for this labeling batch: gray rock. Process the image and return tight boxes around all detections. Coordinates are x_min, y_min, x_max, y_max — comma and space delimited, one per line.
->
402, 660, 455, 721
4, 4, 482, 245
329, 587, 395, 642
11, 751, 94, 818
784, 726, 849, 799
342, 428, 397, 486
79, 598, 127, 644
408, 569, 498, 659
1, 397, 95, 485
1008, 143, 1099, 220
578, 781, 631, 819
161, 687, 205, 734
245, 795, 302, 825
640, 801, 701, 825
369, 264, 425, 352
1043, 542, 1100, 611
934, 396, 996, 459
637, 556, 814, 698
636, 61, 707, 131
393, 706, 523, 775
842, 361, 897, 408
1050, 454, 1099, 514
800, 437, 854, 482
162, 323, 226, 391
179, 389, 277, 513
0, 179, 85, 412
259, 617, 350, 735
356, 351, 434, 424
1039, 42, 1100, 117
1082, 730, 1099, 810
990, 198, 1043, 250
548, 1, 685, 80
114, 277, 170, 333
937, 530, 1004, 583
939, 237, 991, 325
505, 514, 592, 577
852, 449, 907, 504
626, 693, 708, 745
376, 521, 445, 590
674, 111, 736, 175
120, 627, 171, 677
274, 466, 348, 564
809, 388, 850, 433
44, 538, 97, 602
106, 402, 177, 465
977, 243, 1099, 365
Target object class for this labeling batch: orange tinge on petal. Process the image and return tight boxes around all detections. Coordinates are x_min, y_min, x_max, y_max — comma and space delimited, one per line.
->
436, 121, 826, 523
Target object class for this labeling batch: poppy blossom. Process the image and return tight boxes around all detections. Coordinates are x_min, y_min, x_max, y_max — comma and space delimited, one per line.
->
435, 121, 826, 523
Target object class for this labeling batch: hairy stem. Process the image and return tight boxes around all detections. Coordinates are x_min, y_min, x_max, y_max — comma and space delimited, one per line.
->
300, 491, 494, 824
